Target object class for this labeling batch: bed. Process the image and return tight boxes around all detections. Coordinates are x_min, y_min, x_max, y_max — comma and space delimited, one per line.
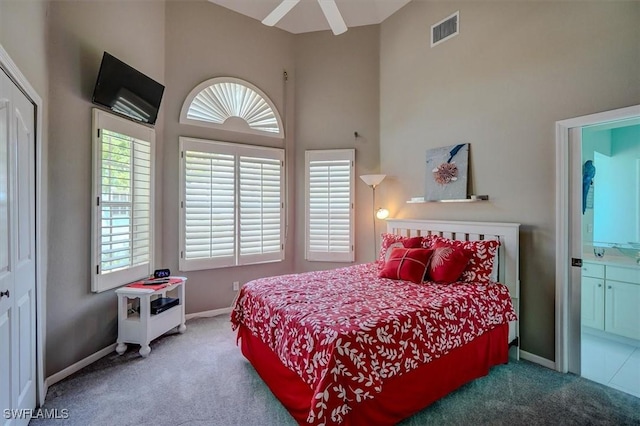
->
231, 219, 520, 425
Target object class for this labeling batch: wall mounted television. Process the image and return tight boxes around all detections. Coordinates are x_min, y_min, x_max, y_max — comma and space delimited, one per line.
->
92, 52, 164, 125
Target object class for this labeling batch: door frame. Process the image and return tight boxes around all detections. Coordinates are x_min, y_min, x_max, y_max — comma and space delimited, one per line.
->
555, 104, 640, 374
0, 44, 47, 405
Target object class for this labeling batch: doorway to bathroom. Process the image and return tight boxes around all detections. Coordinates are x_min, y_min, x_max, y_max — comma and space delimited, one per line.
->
555, 104, 640, 399
579, 118, 640, 397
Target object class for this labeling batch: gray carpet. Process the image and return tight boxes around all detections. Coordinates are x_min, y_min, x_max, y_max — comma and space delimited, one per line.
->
31, 316, 640, 426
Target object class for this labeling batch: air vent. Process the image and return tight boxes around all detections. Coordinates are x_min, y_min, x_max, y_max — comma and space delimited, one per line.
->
431, 11, 459, 47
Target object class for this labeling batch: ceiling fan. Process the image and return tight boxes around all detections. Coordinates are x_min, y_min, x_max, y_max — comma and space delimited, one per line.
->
262, 0, 348, 35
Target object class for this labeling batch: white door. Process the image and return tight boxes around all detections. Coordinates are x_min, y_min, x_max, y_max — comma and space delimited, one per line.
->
0, 68, 36, 426
568, 127, 583, 375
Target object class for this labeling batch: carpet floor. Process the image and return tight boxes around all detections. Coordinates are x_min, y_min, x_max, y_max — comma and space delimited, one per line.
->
31, 315, 640, 426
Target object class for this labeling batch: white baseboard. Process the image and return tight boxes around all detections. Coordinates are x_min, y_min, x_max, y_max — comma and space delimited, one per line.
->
185, 306, 232, 320
520, 350, 556, 370
45, 343, 117, 388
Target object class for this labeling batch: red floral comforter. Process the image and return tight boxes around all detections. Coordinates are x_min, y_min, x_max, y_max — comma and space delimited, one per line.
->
231, 263, 516, 425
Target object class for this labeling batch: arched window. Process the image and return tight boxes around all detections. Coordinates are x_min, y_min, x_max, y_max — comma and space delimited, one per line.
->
180, 77, 283, 138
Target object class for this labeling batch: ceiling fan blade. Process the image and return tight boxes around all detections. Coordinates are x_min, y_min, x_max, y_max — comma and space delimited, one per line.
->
318, 0, 347, 35
262, 0, 300, 26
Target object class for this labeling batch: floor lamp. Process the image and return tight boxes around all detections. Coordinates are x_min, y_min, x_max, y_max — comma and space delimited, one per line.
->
360, 174, 386, 260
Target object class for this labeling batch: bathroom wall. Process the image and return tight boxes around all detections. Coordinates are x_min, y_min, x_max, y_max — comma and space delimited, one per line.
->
585, 124, 640, 247
581, 128, 611, 245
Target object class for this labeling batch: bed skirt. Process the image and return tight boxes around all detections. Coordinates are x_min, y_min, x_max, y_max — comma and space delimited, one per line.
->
238, 322, 509, 425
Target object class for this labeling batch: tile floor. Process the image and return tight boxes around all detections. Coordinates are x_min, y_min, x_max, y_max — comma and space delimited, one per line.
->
581, 330, 640, 398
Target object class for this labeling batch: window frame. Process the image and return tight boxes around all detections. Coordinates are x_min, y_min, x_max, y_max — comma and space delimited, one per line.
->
179, 136, 285, 272
91, 108, 155, 293
305, 149, 355, 263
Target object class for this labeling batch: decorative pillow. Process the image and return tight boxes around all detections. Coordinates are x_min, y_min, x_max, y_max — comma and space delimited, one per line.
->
420, 234, 439, 249
378, 234, 424, 265
402, 236, 424, 248
378, 247, 434, 284
427, 243, 470, 284
430, 236, 500, 284
490, 252, 499, 282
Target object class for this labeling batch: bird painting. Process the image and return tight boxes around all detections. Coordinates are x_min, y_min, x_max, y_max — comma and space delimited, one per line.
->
425, 143, 469, 201
432, 143, 466, 185
583, 160, 596, 214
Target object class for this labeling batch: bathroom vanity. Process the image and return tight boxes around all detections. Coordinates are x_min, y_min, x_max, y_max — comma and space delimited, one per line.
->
582, 261, 640, 341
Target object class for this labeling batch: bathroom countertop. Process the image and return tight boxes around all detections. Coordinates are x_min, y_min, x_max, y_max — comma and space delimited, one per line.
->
582, 253, 640, 268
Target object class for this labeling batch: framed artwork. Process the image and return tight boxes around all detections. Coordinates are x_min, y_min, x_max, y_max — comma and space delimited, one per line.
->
425, 143, 469, 201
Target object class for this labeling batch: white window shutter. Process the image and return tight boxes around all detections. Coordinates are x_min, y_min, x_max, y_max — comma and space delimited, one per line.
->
179, 137, 285, 271
305, 149, 355, 262
180, 77, 284, 138
182, 150, 236, 270
239, 154, 284, 265
92, 109, 155, 293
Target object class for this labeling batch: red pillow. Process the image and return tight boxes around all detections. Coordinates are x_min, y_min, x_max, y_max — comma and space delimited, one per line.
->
402, 236, 424, 248
379, 247, 434, 284
427, 243, 470, 284
430, 236, 500, 283
378, 234, 424, 265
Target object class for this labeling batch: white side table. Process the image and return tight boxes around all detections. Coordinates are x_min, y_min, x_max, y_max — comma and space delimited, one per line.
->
115, 277, 187, 357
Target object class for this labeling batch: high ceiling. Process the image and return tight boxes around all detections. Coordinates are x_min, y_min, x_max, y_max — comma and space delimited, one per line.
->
207, 0, 412, 35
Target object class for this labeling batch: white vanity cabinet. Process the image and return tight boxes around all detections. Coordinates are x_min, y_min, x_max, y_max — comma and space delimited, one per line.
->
581, 263, 605, 330
604, 265, 640, 340
582, 262, 640, 340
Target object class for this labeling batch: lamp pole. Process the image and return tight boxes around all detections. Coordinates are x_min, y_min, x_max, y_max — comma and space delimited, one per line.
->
372, 184, 377, 261
359, 174, 386, 262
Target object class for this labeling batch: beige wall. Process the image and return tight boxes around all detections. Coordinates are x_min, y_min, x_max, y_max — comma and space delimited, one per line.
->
380, 1, 640, 360
294, 25, 381, 271
163, 1, 297, 315
46, 0, 165, 375
0, 0, 48, 97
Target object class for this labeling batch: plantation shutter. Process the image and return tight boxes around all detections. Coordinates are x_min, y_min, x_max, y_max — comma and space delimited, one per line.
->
305, 149, 355, 262
92, 109, 155, 293
183, 149, 236, 270
179, 137, 285, 271
239, 154, 284, 265
99, 129, 151, 273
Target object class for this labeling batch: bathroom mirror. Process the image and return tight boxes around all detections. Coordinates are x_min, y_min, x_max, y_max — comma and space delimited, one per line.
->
582, 120, 640, 249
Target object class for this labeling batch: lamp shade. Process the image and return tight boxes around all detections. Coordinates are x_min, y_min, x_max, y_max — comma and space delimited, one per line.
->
360, 174, 386, 187
376, 208, 390, 220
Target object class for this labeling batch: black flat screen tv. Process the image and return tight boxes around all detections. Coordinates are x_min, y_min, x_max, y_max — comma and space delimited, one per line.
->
92, 52, 164, 125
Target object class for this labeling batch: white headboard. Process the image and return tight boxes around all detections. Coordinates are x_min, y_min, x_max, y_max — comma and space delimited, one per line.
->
386, 219, 520, 356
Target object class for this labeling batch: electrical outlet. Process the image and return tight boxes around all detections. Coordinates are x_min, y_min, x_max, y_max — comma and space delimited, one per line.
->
233, 281, 240, 291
